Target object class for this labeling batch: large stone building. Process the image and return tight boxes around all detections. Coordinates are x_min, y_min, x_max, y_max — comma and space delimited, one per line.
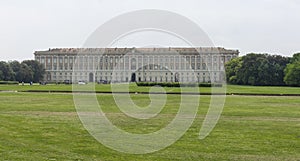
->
34, 47, 239, 83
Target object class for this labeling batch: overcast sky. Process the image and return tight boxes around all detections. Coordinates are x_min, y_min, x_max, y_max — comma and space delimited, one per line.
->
0, 0, 299, 61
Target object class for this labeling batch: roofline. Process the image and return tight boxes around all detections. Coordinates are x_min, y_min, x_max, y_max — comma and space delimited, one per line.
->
34, 47, 239, 56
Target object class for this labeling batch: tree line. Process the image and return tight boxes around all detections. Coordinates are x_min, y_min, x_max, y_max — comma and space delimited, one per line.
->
225, 53, 300, 86
0, 60, 45, 83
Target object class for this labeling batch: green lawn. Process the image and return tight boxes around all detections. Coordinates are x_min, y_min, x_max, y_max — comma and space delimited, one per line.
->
0, 83, 300, 94
0, 92, 299, 160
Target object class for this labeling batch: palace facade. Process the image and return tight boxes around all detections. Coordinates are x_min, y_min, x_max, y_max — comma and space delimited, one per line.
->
34, 47, 239, 83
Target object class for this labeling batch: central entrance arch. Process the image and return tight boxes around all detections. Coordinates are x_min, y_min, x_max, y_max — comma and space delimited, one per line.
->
131, 73, 136, 82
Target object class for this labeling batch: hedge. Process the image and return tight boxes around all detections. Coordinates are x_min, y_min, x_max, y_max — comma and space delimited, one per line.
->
136, 82, 222, 87
0, 81, 19, 85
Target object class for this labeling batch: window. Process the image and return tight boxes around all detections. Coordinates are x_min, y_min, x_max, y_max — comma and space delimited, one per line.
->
131, 58, 136, 70
202, 63, 206, 70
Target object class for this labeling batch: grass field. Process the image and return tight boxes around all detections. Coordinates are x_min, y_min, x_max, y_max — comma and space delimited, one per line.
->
1, 83, 300, 94
0, 90, 299, 160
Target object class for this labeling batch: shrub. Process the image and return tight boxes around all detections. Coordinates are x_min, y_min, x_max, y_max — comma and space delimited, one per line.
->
0, 81, 19, 85
136, 82, 222, 87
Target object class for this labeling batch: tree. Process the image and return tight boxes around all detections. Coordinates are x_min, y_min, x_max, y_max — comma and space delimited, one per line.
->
291, 53, 300, 63
225, 53, 289, 86
18, 63, 34, 83
284, 53, 300, 86
0, 70, 3, 81
9, 61, 21, 82
9, 61, 21, 72
266, 55, 289, 85
225, 57, 242, 84
0, 61, 14, 81
22, 60, 45, 82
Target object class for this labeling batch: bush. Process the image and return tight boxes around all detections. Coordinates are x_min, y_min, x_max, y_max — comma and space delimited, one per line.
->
136, 82, 222, 87
0, 81, 19, 85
